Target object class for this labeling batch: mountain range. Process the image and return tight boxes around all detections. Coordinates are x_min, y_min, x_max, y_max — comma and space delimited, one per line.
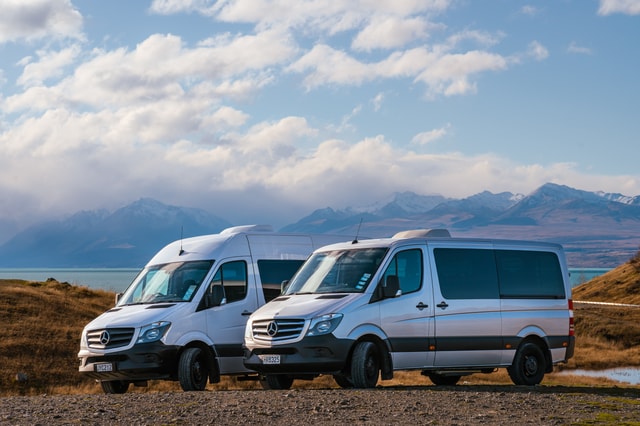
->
0, 183, 638, 268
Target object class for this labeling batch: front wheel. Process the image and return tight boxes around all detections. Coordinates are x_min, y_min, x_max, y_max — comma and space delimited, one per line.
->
100, 380, 129, 394
179, 347, 209, 391
350, 341, 380, 388
507, 342, 546, 386
260, 374, 293, 390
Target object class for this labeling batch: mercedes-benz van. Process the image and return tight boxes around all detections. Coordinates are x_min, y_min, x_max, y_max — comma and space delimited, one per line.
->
244, 229, 575, 389
78, 225, 352, 393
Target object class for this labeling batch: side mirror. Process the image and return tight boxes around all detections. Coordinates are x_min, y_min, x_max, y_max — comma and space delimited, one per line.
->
115, 292, 123, 305
281, 280, 290, 294
206, 284, 226, 307
383, 275, 400, 298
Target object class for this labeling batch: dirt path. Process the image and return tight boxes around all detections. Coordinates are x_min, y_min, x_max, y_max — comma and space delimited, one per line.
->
1, 385, 639, 425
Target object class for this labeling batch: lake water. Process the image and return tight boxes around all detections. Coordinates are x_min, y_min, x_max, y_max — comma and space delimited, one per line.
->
0, 268, 140, 293
559, 367, 640, 385
0, 267, 611, 293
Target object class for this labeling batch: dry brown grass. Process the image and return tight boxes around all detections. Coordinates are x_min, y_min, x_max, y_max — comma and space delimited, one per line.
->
1, 254, 639, 397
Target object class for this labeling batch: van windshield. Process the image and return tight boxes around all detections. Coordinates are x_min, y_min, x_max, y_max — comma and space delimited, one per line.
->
117, 260, 214, 306
284, 248, 387, 295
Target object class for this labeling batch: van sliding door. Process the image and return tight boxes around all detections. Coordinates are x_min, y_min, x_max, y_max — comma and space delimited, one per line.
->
430, 245, 502, 368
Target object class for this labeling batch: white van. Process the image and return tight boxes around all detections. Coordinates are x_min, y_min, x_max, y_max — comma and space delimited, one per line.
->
78, 225, 352, 393
244, 229, 575, 389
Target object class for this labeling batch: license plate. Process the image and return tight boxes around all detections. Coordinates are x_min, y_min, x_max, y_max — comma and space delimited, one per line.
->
95, 363, 113, 372
259, 354, 281, 365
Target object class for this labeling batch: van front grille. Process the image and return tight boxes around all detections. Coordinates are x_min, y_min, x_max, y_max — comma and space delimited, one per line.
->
86, 328, 134, 349
252, 319, 305, 341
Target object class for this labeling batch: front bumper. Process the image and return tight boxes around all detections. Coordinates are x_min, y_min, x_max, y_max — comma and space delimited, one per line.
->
78, 341, 179, 382
244, 335, 353, 375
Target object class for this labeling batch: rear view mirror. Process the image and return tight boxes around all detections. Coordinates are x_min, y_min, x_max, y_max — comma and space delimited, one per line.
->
383, 275, 400, 298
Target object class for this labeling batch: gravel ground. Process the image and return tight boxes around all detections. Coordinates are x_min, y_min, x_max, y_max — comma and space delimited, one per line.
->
1, 385, 639, 425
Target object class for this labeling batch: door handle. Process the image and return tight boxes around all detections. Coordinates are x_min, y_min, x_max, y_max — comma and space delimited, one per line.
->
436, 301, 449, 309
416, 302, 428, 310
241, 310, 253, 316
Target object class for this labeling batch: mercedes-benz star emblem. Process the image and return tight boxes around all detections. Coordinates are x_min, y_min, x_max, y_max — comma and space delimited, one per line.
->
266, 321, 278, 337
99, 330, 111, 345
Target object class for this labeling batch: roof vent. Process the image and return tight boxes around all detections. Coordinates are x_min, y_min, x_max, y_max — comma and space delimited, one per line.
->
220, 224, 274, 235
392, 229, 451, 239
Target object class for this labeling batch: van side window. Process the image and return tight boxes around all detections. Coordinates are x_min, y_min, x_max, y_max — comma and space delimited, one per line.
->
210, 261, 247, 303
382, 249, 423, 294
434, 248, 499, 299
257, 259, 305, 302
496, 250, 565, 299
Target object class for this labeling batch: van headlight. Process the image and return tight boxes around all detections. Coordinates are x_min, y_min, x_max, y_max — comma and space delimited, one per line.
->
306, 314, 343, 337
137, 321, 171, 344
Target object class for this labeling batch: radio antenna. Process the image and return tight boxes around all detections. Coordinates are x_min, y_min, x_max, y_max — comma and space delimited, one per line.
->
352, 218, 363, 244
179, 225, 185, 255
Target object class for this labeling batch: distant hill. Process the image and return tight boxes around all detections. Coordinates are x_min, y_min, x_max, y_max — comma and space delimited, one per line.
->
283, 183, 640, 267
0, 199, 231, 267
573, 250, 640, 305
0, 183, 638, 267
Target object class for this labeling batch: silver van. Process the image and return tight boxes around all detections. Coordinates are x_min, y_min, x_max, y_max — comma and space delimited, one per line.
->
244, 229, 575, 388
78, 225, 351, 393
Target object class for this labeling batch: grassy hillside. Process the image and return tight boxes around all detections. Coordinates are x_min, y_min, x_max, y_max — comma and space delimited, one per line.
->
569, 249, 640, 369
1, 253, 639, 396
0, 279, 114, 395
572, 250, 640, 305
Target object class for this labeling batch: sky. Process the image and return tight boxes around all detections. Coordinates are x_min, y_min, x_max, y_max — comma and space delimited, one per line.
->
0, 0, 639, 236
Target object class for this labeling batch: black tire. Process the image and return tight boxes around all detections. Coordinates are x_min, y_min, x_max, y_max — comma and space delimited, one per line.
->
507, 342, 546, 386
100, 380, 129, 394
260, 374, 294, 390
333, 374, 354, 389
428, 373, 461, 386
179, 347, 209, 391
350, 341, 379, 388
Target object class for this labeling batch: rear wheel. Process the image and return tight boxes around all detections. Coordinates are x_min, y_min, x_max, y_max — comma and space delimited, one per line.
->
507, 342, 546, 386
179, 347, 209, 391
100, 380, 129, 394
260, 374, 294, 390
350, 341, 379, 388
427, 373, 461, 386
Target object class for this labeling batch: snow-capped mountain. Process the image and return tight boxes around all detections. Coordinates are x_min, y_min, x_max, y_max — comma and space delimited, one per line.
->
0, 199, 231, 267
0, 183, 638, 268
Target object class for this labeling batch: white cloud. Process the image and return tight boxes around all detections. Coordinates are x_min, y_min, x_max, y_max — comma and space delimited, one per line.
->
352, 16, 431, 51
4, 30, 295, 113
17, 44, 81, 87
527, 41, 549, 60
520, 5, 539, 16
0, 0, 83, 44
149, 0, 217, 15
567, 42, 593, 55
598, 0, 640, 15
411, 125, 450, 145
371, 92, 384, 111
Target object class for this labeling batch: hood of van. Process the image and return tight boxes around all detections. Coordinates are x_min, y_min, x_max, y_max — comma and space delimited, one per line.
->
253, 293, 361, 319
85, 303, 182, 330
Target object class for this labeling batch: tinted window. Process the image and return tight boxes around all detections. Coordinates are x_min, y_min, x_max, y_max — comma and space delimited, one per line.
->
434, 248, 499, 299
496, 250, 565, 298
210, 261, 247, 303
257, 259, 305, 302
382, 249, 423, 294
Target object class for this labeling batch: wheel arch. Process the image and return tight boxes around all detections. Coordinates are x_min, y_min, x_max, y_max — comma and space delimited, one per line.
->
516, 334, 553, 374
179, 340, 221, 384
344, 334, 393, 381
